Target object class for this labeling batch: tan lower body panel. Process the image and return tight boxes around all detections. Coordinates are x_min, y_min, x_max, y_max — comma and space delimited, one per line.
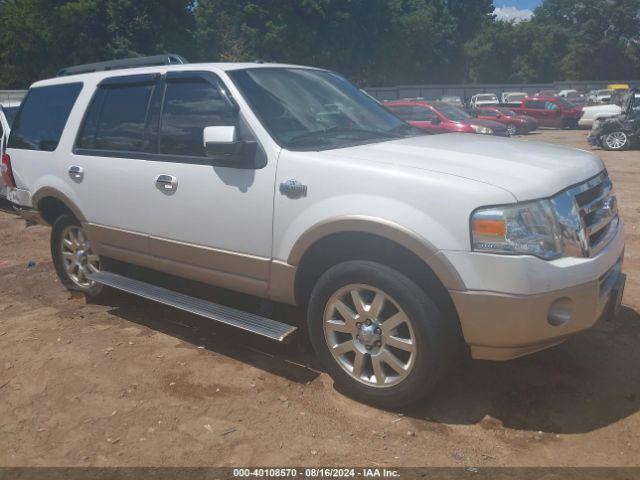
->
450, 277, 610, 361
85, 224, 281, 301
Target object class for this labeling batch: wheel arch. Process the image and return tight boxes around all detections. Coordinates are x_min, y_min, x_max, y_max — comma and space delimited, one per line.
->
32, 187, 87, 226
286, 217, 465, 334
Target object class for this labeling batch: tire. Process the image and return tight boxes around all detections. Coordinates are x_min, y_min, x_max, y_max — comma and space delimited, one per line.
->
506, 124, 518, 136
307, 260, 453, 408
51, 214, 105, 299
602, 131, 629, 151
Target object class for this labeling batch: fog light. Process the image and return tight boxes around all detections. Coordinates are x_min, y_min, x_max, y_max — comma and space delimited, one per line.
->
547, 297, 573, 326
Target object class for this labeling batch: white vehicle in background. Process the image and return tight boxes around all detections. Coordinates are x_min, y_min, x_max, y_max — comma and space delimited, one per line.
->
470, 93, 499, 108
579, 92, 640, 128
0, 101, 21, 198
4, 55, 627, 407
579, 104, 622, 129
588, 89, 614, 105
500, 92, 527, 104
558, 89, 578, 98
439, 95, 465, 109
558, 89, 586, 105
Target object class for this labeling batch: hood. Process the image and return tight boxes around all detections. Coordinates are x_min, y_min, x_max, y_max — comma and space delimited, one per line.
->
326, 134, 603, 201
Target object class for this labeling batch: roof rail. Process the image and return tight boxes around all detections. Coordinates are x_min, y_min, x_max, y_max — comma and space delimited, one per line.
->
57, 54, 188, 77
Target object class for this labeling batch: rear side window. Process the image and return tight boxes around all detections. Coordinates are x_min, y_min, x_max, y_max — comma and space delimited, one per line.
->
77, 83, 154, 152
8, 83, 82, 151
159, 78, 234, 157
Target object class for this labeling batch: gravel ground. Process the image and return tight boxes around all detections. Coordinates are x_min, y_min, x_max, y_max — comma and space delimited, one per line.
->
0, 129, 639, 467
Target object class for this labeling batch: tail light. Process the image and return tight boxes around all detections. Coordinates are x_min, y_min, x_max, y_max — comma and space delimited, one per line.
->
1, 153, 16, 188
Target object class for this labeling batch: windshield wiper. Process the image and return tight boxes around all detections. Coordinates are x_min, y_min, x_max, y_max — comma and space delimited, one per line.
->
288, 126, 401, 146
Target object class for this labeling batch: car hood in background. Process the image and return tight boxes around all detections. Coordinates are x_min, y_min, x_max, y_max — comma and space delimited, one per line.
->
461, 118, 507, 131
327, 133, 603, 201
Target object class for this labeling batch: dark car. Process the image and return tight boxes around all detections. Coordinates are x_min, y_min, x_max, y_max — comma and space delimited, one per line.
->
588, 89, 640, 151
473, 106, 538, 135
385, 100, 509, 137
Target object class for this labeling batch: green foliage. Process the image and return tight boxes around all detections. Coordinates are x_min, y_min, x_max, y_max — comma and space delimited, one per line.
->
466, 0, 640, 83
0, 0, 639, 88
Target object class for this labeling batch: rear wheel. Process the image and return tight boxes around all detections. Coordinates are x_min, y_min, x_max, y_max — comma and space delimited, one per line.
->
51, 215, 104, 299
307, 260, 453, 408
602, 131, 629, 151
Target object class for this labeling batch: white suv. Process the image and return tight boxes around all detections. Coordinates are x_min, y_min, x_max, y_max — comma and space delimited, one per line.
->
4, 57, 626, 407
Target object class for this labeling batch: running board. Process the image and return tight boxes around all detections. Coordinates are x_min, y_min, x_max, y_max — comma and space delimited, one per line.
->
87, 271, 297, 342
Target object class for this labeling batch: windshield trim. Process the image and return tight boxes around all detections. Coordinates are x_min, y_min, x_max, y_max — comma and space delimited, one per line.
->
227, 67, 413, 152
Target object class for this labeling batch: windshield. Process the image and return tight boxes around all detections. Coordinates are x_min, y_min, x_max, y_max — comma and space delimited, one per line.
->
433, 103, 471, 121
496, 107, 517, 115
476, 95, 497, 101
2, 106, 19, 126
507, 93, 526, 101
229, 68, 417, 150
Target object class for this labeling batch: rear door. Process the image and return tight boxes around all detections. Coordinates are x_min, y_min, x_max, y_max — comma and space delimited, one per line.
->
544, 101, 563, 128
71, 73, 161, 268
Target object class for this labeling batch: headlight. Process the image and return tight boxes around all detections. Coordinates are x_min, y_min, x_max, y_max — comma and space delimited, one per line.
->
471, 200, 562, 260
470, 124, 493, 135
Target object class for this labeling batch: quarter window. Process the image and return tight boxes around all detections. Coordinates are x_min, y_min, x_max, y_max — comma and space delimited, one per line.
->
8, 83, 82, 151
159, 78, 234, 157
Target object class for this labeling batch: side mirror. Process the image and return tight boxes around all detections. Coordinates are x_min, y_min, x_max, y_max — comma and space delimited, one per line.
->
203, 126, 257, 164
495, 113, 502, 119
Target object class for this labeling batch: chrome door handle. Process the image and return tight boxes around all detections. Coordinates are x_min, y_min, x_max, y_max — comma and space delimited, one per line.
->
68, 165, 84, 182
155, 174, 178, 192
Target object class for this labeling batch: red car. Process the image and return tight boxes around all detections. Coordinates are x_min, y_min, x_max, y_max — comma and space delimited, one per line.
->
473, 106, 538, 135
385, 100, 509, 136
510, 96, 583, 128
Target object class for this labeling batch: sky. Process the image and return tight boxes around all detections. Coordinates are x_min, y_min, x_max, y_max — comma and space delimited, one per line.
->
494, 0, 543, 23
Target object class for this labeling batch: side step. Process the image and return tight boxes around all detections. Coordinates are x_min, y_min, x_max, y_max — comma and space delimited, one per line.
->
87, 271, 297, 342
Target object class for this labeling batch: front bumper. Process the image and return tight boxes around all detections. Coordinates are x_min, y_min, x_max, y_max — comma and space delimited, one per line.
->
448, 221, 626, 361
578, 118, 593, 128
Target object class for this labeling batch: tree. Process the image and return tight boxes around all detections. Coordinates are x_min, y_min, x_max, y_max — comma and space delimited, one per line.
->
0, 0, 195, 88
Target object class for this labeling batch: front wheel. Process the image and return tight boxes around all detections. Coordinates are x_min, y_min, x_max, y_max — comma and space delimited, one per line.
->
506, 124, 518, 136
51, 214, 104, 299
602, 131, 629, 151
307, 260, 453, 408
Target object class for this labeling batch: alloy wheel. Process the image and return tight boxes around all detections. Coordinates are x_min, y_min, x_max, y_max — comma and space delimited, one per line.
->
507, 124, 518, 136
60, 225, 100, 288
323, 284, 416, 388
604, 131, 628, 150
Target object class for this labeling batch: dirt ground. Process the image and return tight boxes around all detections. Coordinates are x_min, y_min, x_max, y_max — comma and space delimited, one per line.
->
0, 129, 639, 468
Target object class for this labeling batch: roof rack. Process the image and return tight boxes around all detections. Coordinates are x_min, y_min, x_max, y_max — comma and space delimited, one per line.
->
57, 54, 188, 77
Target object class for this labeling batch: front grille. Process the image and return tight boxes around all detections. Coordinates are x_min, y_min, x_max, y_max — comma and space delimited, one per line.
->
551, 171, 618, 258
571, 172, 618, 256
